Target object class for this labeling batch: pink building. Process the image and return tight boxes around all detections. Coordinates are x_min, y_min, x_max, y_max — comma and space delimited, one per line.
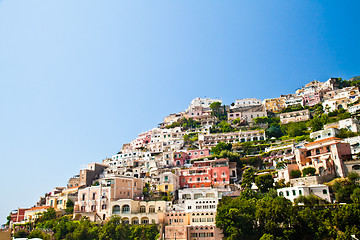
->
74, 177, 144, 222
164, 212, 223, 240
187, 149, 211, 160
303, 92, 321, 106
173, 149, 211, 166
174, 152, 189, 166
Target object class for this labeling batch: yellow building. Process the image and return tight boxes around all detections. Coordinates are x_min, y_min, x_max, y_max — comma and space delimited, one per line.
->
262, 97, 286, 113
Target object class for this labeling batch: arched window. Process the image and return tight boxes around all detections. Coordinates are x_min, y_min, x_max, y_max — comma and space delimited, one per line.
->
122, 205, 130, 213
352, 165, 360, 170
141, 217, 149, 225
149, 206, 155, 213
113, 205, 120, 214
140, 206, 146, 213
132, 217, 139, 225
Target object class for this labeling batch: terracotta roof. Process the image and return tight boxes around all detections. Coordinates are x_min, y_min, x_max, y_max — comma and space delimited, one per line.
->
305, 137, 342, 147
27, 206, 50, 211
66, 185, 84, 190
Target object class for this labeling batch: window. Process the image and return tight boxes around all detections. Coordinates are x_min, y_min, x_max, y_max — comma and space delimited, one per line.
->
149, 206, 155, 213
141, 218, 149, 224
292, 190, 296, 196
92, 193, 96, 200
91, 205, 96, 211
299, 190, 302, 195
323, 189, 328, 194
140, 206, 146, 213
82, 194, 86, 201
286, 191, 289, 196
102, 204, 107, 210
122, 205, 130, 213
164, 176, 169, 182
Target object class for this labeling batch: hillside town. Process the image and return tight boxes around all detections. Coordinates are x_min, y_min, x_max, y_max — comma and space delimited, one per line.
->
5, 77, 360, 239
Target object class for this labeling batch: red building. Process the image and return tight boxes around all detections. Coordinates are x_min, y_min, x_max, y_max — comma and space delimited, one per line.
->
179, 159, 235, 189
10, 208, 29, 223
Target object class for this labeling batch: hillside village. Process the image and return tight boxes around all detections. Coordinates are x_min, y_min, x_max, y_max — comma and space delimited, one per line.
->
6, 77, 360, 239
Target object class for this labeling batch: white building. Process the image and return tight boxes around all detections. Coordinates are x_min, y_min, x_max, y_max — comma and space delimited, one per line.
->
349, 103, 360, 114
285, 96, 304, 107
310, 128, 339, 140
342, 136, 360, 155
231, 98, 262, 109
171, 188, 221, 213
277, 184, 331, 203
187, 98, 222, 112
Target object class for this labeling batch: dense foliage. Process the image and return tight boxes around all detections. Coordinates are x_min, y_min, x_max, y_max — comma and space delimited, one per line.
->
25, 215, 159, 240
216, 192, 360, 240
166, 117, 201, 130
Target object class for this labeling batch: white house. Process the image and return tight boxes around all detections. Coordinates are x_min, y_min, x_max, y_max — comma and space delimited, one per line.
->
277, 184, 331, 203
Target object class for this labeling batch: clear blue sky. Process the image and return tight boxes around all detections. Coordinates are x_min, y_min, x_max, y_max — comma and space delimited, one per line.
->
0, 0, 359, 223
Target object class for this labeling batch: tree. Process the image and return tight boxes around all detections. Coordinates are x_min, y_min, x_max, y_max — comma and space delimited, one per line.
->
290, 170, 302, 179
276, 161, 286, 170
216, 196, 258, 239
38, 207, 57, 222
241, 168, 255, 190
260, 233, 275, 240
266, 125, 283, 138
212, 141, 232, 155
28, 229, 50, 240
309, 117, 323, 132
254, 117, 269, 125
255, 174, 274, 193
351, 188, 360, 203
65, 199, 74, 214
302, 167, 316, 177
6, 213, 11, 226
210, 102, 222, 119
348, 172, 360, 183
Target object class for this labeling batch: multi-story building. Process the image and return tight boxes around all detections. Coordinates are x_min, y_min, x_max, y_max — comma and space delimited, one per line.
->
277, 184, 331, 203
68, 163, 108, 187
262, 97, 286, 113
45, 187, 78, 211
9, 208, 29, 226
198, 130, 266, 148
322, 97, 349, 112
179, 159, 236, 189
279, 109, 310, 124
186, 98, 222, 112
231, 98, 262, 109
303, 92, 322, 106
153, 172, 179, 193
282, 95, 304, 108
342, 136, 360, 155
74, 177, 144, 222
324, 118, 360, 133
24, 206, 51, 222
163, 112, 186, 125
295, 137, 352, 178
187, 106, 212, 118
310, 128, 339, 141
349, 103, 360, 114
110, 199, 167, 225
227, 105, 267, 123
